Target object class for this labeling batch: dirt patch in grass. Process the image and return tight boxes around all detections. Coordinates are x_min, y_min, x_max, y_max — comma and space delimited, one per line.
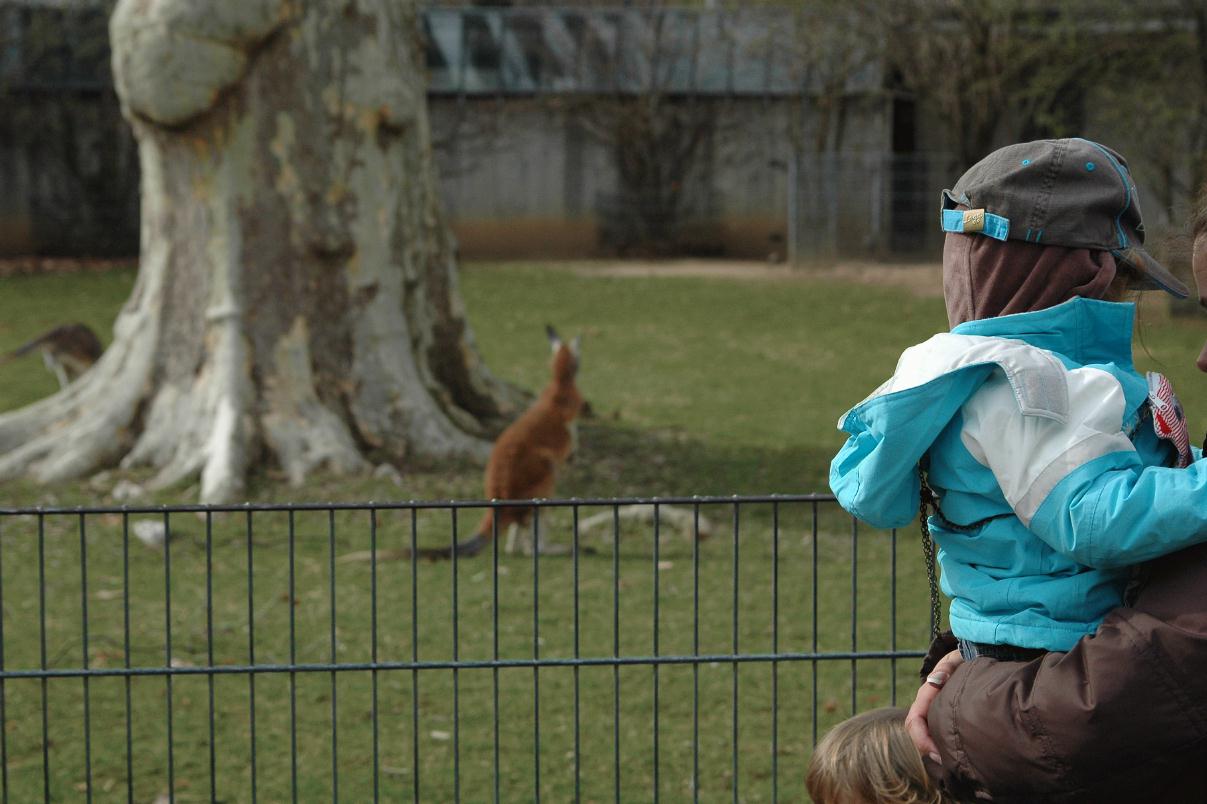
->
0, 256, 134, 277
1, 255, 945, 296
571, 259, 945, 297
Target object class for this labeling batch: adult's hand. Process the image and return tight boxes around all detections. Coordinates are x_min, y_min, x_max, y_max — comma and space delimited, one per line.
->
905, 649, 963, 763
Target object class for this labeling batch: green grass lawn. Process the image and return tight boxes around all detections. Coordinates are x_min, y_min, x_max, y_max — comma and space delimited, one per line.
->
1, 262, 1206, 802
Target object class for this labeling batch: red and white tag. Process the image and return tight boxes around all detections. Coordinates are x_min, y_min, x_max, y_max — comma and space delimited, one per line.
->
1147, 372, 1191, 468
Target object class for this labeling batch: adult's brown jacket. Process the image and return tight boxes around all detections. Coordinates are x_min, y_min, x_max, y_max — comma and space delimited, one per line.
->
922, 542, 1207, 802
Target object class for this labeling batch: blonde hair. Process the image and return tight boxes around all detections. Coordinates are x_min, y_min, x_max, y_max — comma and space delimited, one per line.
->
806, 707, 951, 804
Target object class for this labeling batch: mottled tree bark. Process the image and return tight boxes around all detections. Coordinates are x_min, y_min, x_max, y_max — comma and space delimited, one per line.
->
0, 0, 516, 501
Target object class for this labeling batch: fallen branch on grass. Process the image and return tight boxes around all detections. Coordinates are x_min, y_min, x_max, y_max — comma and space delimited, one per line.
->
577, 504, 714, 543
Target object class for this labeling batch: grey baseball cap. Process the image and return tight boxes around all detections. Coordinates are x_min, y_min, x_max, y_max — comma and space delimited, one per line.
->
940, 138, 1189, 299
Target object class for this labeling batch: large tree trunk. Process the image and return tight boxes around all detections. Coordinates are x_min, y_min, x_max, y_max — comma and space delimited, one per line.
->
0, 0, 517, 502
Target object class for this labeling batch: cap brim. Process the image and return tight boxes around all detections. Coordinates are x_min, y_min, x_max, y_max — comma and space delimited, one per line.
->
1114, 247, 1189, 299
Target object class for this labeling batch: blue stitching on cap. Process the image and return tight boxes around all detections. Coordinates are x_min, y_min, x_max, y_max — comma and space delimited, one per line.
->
1036, 229, 1044, 242
1085, 162, 1096, 171
1075, 138, 1130, 248
1021, 159, 1031, 166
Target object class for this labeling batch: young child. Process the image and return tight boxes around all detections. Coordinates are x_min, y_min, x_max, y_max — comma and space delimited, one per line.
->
894, 184, 1207, 801
806, 707, 951, 804
831, 138, 1207, 662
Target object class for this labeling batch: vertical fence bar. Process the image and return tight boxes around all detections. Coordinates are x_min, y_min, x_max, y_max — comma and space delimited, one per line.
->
370, 508, 380, 804
0, 516, 7, 804
37, 513, 49, 803
288, 510, 299, 803
531, 507, 540, 803
771, 501, 780, 803
409, 507, 419, 804
491, 508, 500, 804
78, 514, 92, 803
869, 152, 883, 249
731, 502, 740, 804
890, 528, 898, 706
787, 147, 798, 266
850, 517, 858, 715
571, 504, 581, 804
122, 512, 133, 804
164, 511, 176, 802
205, 512, 217, 803
810, 502, 818, 746
692, 502, 700, 803
329, 508, 339, 803
612, 504, 620, 804
245, 510, 257, 804
651, 503, 660, 803
451, 507, 460, 804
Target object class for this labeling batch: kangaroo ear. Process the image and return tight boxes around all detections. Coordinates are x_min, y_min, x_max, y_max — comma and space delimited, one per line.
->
546, 324, 562, 354
569, 335, 581, 359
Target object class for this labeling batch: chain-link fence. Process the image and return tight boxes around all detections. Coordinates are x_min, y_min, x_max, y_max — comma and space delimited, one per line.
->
0, 494, 934, 802
785, 151, 957, 261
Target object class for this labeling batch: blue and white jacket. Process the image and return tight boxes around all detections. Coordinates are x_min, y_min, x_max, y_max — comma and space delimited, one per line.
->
830, 297, 1207, 651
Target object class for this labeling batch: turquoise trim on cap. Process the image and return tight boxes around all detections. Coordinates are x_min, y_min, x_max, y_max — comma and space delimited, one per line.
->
942, 208, 1010, 241
1075, 138, 1130, 249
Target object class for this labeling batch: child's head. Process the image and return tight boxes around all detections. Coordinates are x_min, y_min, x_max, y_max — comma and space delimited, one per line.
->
940, 139, 1188, 327
806, 707, 950, 804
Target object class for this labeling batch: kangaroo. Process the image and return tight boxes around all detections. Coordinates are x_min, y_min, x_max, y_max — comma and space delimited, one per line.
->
0, 323, 103, 388
431, 324, 584, 559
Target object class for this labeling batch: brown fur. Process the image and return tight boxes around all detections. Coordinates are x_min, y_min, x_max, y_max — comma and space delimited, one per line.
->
419, 325, 583, 559
0, 323, 103, 387
476, 340, 583, 545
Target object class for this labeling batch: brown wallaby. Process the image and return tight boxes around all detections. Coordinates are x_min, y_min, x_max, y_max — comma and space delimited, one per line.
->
0, 323, 103, 388
426, 324, 584, 559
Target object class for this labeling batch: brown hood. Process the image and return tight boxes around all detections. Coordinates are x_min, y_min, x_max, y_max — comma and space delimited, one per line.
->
943, 233, 1119, 328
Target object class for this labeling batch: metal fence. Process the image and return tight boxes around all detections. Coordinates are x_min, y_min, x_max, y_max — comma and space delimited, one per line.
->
0, 494, 934, 802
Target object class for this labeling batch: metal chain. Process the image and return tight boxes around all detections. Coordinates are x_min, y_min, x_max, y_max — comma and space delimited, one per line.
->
917, 465, 942, 641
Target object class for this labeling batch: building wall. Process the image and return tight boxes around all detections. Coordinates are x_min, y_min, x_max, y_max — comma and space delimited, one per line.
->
0, 87, 936, 261
431, 95, 905, 261
433, 102, 616, 259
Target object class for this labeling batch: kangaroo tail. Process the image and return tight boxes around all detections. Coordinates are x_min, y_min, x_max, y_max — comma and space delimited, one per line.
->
406, 511, 494, 561
0, 330, 53, 366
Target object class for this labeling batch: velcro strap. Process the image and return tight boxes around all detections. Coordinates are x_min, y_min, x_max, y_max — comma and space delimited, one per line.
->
942, 208, 1009, 241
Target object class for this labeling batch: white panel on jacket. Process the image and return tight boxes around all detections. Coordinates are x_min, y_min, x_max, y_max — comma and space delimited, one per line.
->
840, 333, 1070, 428
960, 365, 1136, 525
